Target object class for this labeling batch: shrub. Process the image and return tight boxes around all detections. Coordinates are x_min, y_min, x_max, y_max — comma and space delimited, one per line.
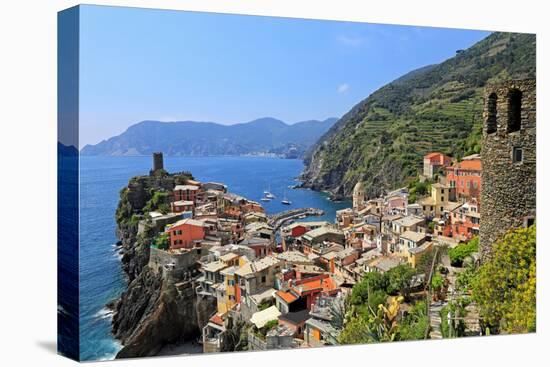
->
449, 237, 479, 267
472, 225, 536, 334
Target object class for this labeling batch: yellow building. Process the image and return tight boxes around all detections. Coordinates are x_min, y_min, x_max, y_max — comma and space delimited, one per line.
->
406, 241, 433, 268
418, 183, 451, 218
216, 252, 249, 314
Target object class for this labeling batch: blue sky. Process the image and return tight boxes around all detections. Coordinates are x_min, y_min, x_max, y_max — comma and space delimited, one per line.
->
79, 5, 490, 147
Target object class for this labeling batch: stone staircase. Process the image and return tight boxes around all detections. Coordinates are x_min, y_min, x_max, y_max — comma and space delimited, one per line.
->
429, 300, 446, 339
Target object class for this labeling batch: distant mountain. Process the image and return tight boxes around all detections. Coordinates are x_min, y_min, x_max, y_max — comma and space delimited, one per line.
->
81, 117, 338, 158
301, 32, 536, 199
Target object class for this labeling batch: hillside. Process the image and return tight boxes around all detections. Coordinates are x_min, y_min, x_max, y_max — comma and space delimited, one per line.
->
301, 32, 535, 199
81, 117, 337, 158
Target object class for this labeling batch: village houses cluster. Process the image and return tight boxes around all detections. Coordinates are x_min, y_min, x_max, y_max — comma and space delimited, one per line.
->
140, 150, 483, 352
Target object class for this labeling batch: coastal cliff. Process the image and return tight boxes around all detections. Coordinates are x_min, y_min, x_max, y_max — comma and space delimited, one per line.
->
111, 171, 216, 358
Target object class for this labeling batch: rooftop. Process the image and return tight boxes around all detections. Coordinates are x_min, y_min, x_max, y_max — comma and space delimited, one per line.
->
250, 288, 276, 305
336, 247, 357, 259
408, 241, 433, 255
368, 256, 402, 272
303, 227, 343, 241
174, 185, 199, 191
275, 289, 299, 304
393, 215, 424, 228
203, 260, 228, 273
250, 305, 281, 329
219, 252, 240, 262
400, 230, 426, 243
172, 200, 194, 206
276, 251, 311, 263
170, 218, 206, 228
447, 158, 482, 171
220, 265, 239, 276
279, 309, 311, 325
285, 221, 330, 231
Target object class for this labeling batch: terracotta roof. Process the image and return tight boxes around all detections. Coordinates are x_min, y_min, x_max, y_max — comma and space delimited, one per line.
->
276, 290, 298, 304
210, 314, 224, 326
425, 152, 441, 159
293, 276, 338, 295
447, 159, 482, 171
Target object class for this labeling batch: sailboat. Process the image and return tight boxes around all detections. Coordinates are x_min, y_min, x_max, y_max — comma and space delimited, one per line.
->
281, 190, 291, 205
265, 184, 275, 199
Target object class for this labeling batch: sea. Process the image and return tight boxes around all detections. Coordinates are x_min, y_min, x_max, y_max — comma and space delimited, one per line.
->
78, 155, 350, 361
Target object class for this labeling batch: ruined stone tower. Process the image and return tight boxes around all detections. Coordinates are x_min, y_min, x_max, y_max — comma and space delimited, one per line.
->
152, 152, 164, 173
480, 79, 536, 259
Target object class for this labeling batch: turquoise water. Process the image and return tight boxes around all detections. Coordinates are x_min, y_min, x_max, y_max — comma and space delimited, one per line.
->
79, 156, 350, 360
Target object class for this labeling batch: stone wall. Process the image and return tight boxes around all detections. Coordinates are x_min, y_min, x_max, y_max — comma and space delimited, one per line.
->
148, 247, 201, 276
480, 79, 536, 259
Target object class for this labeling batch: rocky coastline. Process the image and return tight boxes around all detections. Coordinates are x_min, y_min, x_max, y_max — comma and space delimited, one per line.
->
108, 171, 216, 358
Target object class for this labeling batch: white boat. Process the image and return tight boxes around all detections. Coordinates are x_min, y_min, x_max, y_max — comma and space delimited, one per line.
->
260, 196, 271, 202
281, 190, 291, 205
264, 184, 276, 199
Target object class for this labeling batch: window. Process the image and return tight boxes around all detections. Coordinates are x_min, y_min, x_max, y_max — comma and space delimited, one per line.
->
524, 217, 535, 228
441, 189, 444, 194
513, 147, 523, 163
486, 93, 497, 134
261, 275, 266, 283
440, 206, 444, 212
507, 89, 522, 133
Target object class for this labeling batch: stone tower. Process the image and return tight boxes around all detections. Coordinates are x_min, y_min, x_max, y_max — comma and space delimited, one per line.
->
152, 152, 164, 173
480, 79, 536, 259
353, 181, 366, 211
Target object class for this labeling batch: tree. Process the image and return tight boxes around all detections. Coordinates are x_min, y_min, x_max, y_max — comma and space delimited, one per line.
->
449, 237, 479, 267
398, 300, 429, 341
386, 264, 417, 299
153, 232, 170, 250
339, 296, 403, 344
350, 271, 388, 305
472, 225, 536, 334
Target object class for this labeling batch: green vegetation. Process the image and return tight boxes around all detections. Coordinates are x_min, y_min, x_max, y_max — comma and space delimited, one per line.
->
398, 300, 429, 341
472, 225, 536, 334
408, 178, 431, 203
449, 237, 479, 267
257, 300, 272, 311
341, 264, 428, 344
386, 264, 417, 299
115, 188, 133, 225
152, 232, 170, 250
304, 32, 536, 197
143, 190, 170, 214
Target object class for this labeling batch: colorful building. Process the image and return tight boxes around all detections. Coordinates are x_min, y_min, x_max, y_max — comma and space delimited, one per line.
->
423, 152, 452, 178
445, 156, 482, 201
450, 200, 480, 241
173, 184, 200, 204
417, 183, 452, 218
167, 218, 206, 249
170, 200, 194, 214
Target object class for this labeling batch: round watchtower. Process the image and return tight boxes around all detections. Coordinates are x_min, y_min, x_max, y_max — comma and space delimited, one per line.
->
480, 79, 536, 259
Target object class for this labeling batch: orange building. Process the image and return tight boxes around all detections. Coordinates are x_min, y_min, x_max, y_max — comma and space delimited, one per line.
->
167, 218, 206, 249
445, 157, 482, 201
423, 152, 452, 178
291, 274, 339, 310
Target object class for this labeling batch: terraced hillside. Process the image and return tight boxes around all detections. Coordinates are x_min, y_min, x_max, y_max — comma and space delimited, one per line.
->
301, 32, 535, 199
